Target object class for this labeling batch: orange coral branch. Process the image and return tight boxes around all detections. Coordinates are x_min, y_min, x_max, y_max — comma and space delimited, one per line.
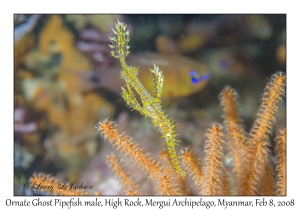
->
238, 72, 286, 195
159, 150, 189, 195
125, 189, 139, 195
98, 119, 182, 195
274, 128, 286, 195
200, 123, 227, 195
107, 153, 141, 195
97, 119, 161, 180
157, 168, 181, 195
219, 86, 247, 180
259, 159, 276, 195
247, 72, 286, 144
219, 86, 243, 125
238, 141, 269, 195
180, 148, 202, 193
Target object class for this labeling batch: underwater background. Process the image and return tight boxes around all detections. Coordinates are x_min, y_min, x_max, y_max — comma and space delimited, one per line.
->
14, 14, 286, 195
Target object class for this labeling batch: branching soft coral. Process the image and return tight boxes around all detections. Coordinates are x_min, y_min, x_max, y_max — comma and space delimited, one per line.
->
96, 119, 161, 180
107, 153, 141, 195
200, 123, 227, 195
180, 148, 202, 192
219, 86, 247, 183
275, 128, 286, 196
238, 72, 286, 195
29, 57, 286, 197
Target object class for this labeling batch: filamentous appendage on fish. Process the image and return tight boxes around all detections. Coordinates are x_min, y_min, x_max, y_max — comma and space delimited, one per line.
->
108, 20, 186, 176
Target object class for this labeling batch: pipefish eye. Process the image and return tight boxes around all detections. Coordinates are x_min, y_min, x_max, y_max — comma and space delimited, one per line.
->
189, 70, 210, 84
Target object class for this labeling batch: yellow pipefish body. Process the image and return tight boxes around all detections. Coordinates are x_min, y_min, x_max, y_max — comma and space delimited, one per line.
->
108, 20, 187, 176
